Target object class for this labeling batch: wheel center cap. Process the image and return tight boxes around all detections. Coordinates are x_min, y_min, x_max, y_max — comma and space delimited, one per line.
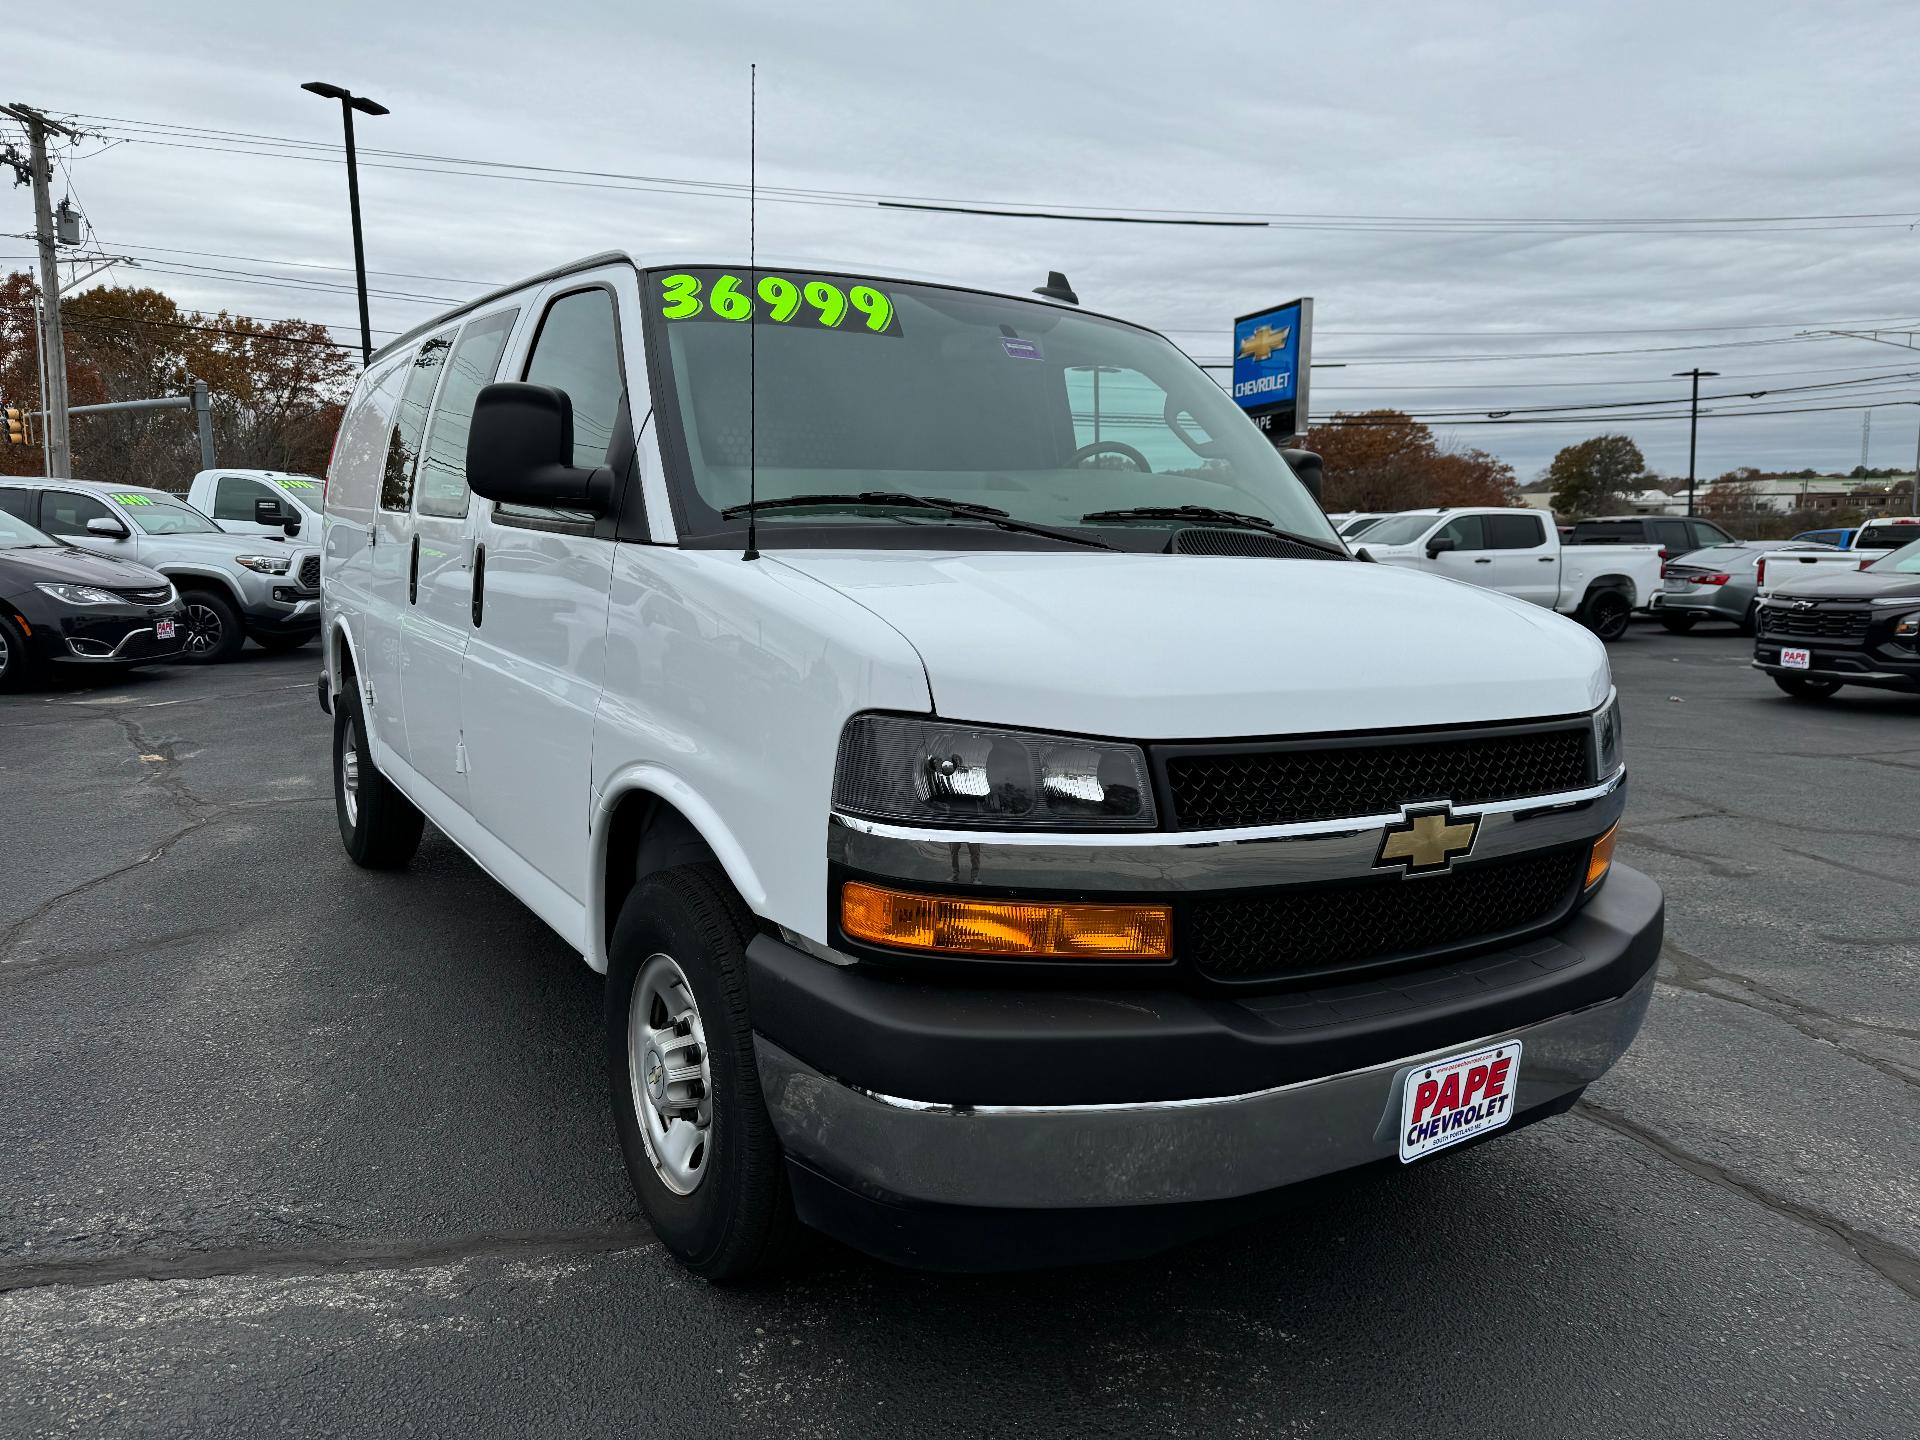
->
644, 1048, 665, 1101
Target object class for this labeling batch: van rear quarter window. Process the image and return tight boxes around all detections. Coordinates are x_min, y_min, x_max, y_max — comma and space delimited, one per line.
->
381, 331, 454, 512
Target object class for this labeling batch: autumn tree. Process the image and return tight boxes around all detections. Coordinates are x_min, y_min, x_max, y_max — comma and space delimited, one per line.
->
1303, 409, 1518, 510
1545, 434, 1646, 516
1, 272, 352, 488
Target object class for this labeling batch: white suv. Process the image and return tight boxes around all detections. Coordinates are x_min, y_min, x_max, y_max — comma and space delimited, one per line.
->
320, 254, 1661, 1279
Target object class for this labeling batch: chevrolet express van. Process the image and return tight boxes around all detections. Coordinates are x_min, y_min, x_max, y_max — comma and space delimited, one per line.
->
319, 254, 1662, 1279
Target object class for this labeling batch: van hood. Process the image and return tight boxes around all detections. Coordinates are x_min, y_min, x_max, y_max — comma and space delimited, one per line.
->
773, 550, 1610, 738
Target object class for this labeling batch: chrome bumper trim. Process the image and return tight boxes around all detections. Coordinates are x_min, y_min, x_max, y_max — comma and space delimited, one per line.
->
757, 968, 1653, 1209
830, 768, 1625, 893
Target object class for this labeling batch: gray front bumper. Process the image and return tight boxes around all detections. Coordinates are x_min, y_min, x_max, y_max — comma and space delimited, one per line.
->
757, 967, 1654, 1210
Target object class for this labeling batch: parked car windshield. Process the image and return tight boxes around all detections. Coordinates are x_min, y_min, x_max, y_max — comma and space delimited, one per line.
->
116, 492, 223, 536
1868, 537, 1920, 573
0, 509, 57, 548
1856, 521, 1920, 551
645, 267, 1337, 548
1350, 513, 1440, 546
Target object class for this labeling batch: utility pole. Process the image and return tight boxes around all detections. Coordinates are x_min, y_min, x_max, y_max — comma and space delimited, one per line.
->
2, 102, 82, 477
301, 82, 388, 365
1911, 407, 1920, 516
1674, 368, 1719, 517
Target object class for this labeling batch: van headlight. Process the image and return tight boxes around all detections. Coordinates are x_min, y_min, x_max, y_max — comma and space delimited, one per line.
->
834, 715, 1157, 829
1594, 694, 1624, 776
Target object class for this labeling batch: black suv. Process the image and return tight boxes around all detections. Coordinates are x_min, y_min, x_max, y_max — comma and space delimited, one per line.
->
1569, 515, 1736, 560
1753, 537, 1920, 700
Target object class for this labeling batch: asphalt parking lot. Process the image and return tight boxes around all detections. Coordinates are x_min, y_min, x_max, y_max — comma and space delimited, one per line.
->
1, 625, 1915, 1439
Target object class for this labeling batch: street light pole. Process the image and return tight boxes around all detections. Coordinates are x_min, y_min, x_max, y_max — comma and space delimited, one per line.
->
301, 81, 388, 365
1674, 368, 1719, 517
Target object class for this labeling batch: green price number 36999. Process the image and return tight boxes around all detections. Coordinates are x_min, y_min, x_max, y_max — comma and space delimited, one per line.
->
657, 271, 900, 335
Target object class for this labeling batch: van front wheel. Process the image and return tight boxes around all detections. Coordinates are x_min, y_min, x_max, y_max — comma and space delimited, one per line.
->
332, 686, 425, 867
606, 864, 799, 1282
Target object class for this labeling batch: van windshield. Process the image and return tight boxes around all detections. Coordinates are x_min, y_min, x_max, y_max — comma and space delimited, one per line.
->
645, 268, 1336, 550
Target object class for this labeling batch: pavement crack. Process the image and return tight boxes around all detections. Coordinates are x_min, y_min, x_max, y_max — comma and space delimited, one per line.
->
1780, 846, 1915, 889
1633, 787, 1919, 847
1617, 828, 1753, 880
1574, 1100, 1920, 1302
1657, 940, 1920, 1084
0, 1225, 658, 1296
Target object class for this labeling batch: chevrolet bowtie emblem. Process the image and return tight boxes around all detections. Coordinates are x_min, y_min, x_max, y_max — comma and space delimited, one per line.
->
1238, 323, 1291, 361
1377, 807, 1479, 875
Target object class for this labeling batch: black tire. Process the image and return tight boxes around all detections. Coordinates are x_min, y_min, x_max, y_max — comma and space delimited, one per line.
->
606, 863, 800, 1282
177, 588, 246, 664
332, 684, 425, 867
253, 631, 314, 654
0, 612, 34, 693
1579, 588, 1633, 641
1658, 612, 1699, 634
1772, 674, 1843, 701
1737, 602, 1759, 637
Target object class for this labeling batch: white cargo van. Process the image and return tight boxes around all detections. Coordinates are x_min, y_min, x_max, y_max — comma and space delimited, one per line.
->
319, 254, 1661, 1279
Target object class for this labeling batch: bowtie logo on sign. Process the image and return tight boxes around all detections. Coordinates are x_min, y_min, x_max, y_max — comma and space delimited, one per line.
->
1237, 323, 1291, 362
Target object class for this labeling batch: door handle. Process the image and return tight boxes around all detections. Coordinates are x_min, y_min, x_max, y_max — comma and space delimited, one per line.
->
472, 543, 486, 628
408, 533, 420, 604
1473, 557, 1492, 564
1538, 556, 1554, 562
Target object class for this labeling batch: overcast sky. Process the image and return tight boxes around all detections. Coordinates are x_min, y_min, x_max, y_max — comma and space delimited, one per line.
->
12, 0, 1920, 482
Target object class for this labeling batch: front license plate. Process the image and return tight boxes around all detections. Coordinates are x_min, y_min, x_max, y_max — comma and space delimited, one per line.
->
1400, 1040, 1522, 1163
1781, 647, 1811, 670
154, 618, 176, 640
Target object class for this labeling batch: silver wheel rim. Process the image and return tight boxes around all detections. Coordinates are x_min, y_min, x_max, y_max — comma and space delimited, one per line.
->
627, 952, 712, 1195
182, 602, 222, 655
0, 627, 10, 676
341, 716, 362, 828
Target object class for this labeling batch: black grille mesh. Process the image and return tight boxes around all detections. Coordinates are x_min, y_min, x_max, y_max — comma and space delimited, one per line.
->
299, 554, 321, 589
113, 585, 172, 605
1170, 528, 1337, 561
1758, 607, 1868, 640
1189, 848, 1587, 981
1163, 727, 1592, 830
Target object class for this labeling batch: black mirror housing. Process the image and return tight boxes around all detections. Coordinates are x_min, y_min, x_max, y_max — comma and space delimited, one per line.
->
85, 516, 129, 539
1426, 537, 1457, 558
254, 497, 301, 535
467, 383, 615, 514
1278, 447, 1324, 506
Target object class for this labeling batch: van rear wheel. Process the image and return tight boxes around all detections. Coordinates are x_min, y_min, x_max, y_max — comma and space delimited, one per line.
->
606, 864, 799, 1282
332, 685, 425, 867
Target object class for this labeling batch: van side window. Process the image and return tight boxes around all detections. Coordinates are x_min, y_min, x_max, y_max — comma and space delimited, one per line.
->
381, 330, 455, 512
1434, 515, 1485, 550
1484, 513, 1546, 548
212, 475, 278, 521
416, 309, 518, 519
524, 289, 624, 469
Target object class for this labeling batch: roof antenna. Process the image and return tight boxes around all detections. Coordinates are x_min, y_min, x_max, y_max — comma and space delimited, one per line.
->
1034, 270, 1079, 305
742, 61, 761, 562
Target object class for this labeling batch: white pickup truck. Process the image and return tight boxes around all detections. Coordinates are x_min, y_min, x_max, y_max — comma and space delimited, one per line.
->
1756, 516, 1920, 595
186, 469, 324, 541
1354, 507, 1662, 640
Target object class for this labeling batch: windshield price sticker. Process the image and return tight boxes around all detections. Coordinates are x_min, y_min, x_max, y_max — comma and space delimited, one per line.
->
112, 493, 154, 505
275, 478, 318, 491
656, 271, 902, 335
1399, 1039, 1522, 1163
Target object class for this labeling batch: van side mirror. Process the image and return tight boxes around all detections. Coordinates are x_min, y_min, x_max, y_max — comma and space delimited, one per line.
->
1278, 447, 1323, 506
466, 383, 616, 514
85, 516, 130, 539
1426, 536, 1457, 559
254, 497, 301, 536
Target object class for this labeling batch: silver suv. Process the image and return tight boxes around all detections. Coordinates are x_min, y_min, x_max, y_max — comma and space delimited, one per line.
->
0, 478, 321, 663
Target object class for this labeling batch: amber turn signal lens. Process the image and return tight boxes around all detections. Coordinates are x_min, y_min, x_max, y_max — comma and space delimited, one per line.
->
1585, 823, 1618, 889
841, 881, 1173, 961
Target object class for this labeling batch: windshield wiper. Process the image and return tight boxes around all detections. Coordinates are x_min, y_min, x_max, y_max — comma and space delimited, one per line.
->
722, 491, 1118, 551
1079, 505, 1348, 557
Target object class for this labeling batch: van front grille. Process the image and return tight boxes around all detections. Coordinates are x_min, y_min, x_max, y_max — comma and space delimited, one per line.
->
1187, 847, 1588, 982
1159, 725, 1593, 830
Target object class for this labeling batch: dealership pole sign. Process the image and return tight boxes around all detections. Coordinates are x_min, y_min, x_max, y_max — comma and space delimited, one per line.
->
1231, 297, 1312, 442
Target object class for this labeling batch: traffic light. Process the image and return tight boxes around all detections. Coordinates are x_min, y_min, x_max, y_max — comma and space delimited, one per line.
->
2, 406, 24, 446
